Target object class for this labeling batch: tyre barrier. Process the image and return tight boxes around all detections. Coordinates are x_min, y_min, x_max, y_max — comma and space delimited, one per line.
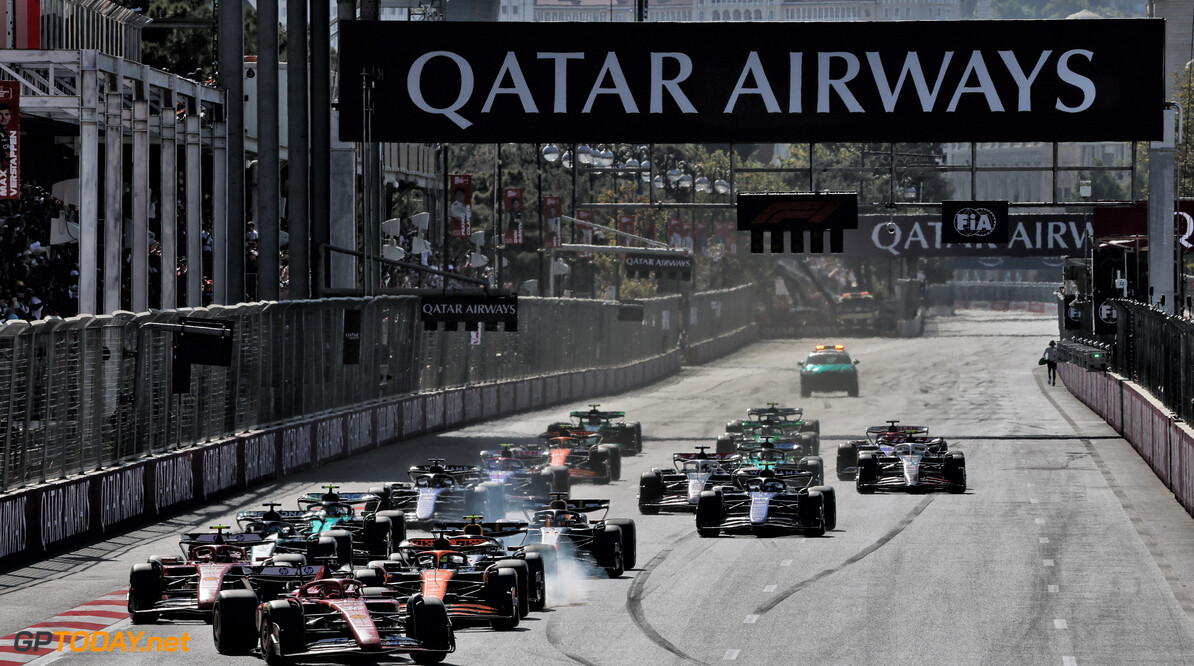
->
1059, 362, 1194, 519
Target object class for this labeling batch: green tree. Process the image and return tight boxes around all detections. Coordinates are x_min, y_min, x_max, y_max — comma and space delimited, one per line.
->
141, 0, 263, 78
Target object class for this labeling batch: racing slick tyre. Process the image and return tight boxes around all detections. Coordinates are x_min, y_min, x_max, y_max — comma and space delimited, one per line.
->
127, 563, 160, 624
590, 449, 613, 485
323, 529, 354, 567
799, 433, 820, 457
847, 380, 859, 398
265, 554, 307, 567
214, 590, 260, 655
598, 444, 622, 481
799, 456, 824, 486
596, 525, 625, 578
260, 599, 304, 666
836, 443, 858, 481
377, 510, 407, 545
725, 420, 744, 434
306, 535, 337, 563
525, 544, 557, 577
494, 559, 531, 618
715, 435, 736, 455
631, 422, 644, 454
638, 472, 663, 515
800, 384, 812, 398
361, 587, 393, 598
605, 518, 637, 570
365, 516, 394, 559
486, 568, 521, 631
480, 482, 507, 520
352, 567, 385, 587
523, 552, 548, 611
408, 595, 454, 664
856, 453, 878, 494
367, 485, 391, 511
945, 452, 967, 494
800, 419, 821, 436
810, 486, 837, 531
801, 490, 827, 538
696, 491, 723, 538
547, 466, 571, 495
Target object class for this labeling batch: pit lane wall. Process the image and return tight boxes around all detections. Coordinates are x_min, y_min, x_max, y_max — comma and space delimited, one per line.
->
1058, 363, 1194, 519
0, 291, 756, 568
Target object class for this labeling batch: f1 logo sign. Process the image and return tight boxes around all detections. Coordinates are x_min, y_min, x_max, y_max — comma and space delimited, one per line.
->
1176, 211, 1194, 249
736, 192, 859, 254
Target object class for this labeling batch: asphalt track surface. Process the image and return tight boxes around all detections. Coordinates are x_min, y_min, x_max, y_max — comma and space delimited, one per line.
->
5, 311, 1194, 665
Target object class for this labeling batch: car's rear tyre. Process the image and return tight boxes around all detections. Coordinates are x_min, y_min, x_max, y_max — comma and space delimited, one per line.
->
715, 435, 736, 455
605, 518, 637, 570
480, 481, 507, 520
638, 472, 662, 515
214, 590, 259, 655
598, 445, 622, 481
376, 510, 407, 545
494, 559, 530, 618
945, 451, 967, 494
836, 442, 858, 481
525, 543, 557, 577
548, 466, 571, 495
523, 552, 548, 611
799, 456, 824, 487
265, 553, 306, 567
631, 422, 643, 454
128, 563, 160, 624
306, 535, 337, 564
323, 529, 353, 567
801, 490, 826, 537
811, 485, 836, 531
847, 380, 859, 398
408, 596, 453, 663
725, 420, 744, 434
800, 419, 821, 436
696, 491, 723, 538
365, 516, 393, 559
352, 567, 385, 587
486, 568, 520, 631
800, 385, 812, 398
596, 525, 624, 577
367, 485, 391, 512
856, 453, 877, 494
260, 599, 304, 666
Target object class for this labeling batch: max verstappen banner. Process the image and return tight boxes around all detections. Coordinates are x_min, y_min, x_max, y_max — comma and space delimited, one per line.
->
449, 174, 473, 238
543, 196, 563, 248
0, 82, 19, 200
844, 213, 1094, 257
338, 19, 1163, 143
503, 188, 524, 245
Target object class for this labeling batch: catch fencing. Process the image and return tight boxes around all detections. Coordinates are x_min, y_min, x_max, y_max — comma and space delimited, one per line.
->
0, 287, 754, 493
926, 282, 1057, 313
1106, 301, 1194, 425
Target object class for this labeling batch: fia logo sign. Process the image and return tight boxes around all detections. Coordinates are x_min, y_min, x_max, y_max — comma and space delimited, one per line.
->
1098, 301, 1118, 325
953, 208, 998, 238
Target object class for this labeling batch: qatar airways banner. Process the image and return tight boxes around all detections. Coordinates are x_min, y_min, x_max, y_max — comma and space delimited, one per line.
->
339, 19, 1163, 143
844, 213, 1095, 257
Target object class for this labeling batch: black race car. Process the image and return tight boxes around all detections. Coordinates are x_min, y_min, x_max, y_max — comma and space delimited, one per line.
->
545, 405, 643, 454
695, 464, 836, 538
638, 446, 741, 514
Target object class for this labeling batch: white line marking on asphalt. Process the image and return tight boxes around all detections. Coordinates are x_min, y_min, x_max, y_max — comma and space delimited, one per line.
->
1049, 585, 1059, 593
1035, 518, 1045, 524
1063, 657, 1077, 666
780, 559, 792, 567
724, 649, 741, 660
743, 615, 759, 624
1054, 619, 1068, 629
763, 585, 777, 593
1030, 499, 1040, 504
1044, 559, 1055, 567
1040, 537, 1050, 544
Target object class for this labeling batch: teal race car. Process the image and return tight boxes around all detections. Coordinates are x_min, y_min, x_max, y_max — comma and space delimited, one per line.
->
799, 345, 860, 397
718, 405, 820, 455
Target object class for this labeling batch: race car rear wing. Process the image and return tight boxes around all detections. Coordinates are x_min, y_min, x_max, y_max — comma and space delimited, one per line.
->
674, 452, 740, 461
407, 464, 481, 475
569, 410, 626, 419
297, 492, 382, 505
180, 531, 270, 547
747, 407, 802, 418
236, 509, 308, 522
431, 520, 530, 537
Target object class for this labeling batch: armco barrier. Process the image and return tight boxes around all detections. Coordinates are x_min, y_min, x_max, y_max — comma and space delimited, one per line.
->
0, 314, 762, 569
1060, 361, 1194, 516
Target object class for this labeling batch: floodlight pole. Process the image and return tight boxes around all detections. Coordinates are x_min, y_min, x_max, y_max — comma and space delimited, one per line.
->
1149, 105, 1178, 314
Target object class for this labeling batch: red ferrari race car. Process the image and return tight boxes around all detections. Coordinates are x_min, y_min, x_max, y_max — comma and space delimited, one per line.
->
212, 576, 455, 664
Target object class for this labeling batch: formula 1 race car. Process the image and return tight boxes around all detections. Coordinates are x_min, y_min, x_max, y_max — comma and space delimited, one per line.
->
856, 440, 966, 494
477, 444, 572, 503
354, 521, 549, 628
381, 460, 508, 527
719, 405, 820, 455
835, 421, 944, 480
212, 576, 455, 664
536, 434, 623, 484
235, 488, 406, 566
127, 527, 324, 624
544, 405, 643, 454
519, 494, 636, 578
638, 446, 741, 514
695, 466, 836, 538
